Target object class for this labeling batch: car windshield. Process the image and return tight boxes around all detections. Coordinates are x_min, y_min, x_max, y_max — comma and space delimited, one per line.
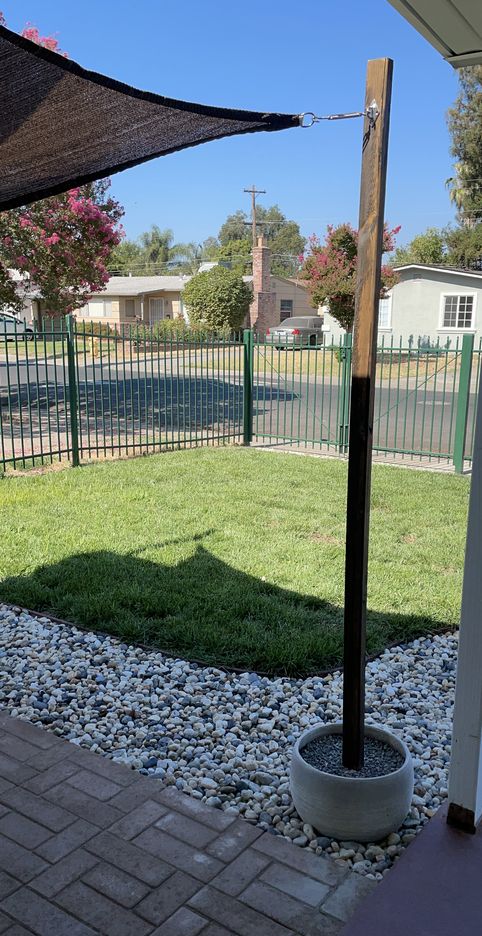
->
279, 317, 318, 328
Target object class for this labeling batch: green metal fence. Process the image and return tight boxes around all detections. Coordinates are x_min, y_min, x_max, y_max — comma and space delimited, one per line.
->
252, 331, 480, 470
0, 321, 479, 472
0, 320, 244, 470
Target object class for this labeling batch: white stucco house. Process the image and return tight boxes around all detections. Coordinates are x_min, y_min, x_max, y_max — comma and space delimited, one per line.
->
322, 263, 482, 348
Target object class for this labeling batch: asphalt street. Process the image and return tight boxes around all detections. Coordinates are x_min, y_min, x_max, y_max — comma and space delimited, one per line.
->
0, 355, 476, 463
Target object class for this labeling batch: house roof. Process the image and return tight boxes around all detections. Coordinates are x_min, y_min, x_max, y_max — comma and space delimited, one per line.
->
278, 276, 309, 289
387, 1, 482, 68
93, 272, 310, 298
242, 274, 308, 288
393, 263, 482, 280
95, 275, 189, 297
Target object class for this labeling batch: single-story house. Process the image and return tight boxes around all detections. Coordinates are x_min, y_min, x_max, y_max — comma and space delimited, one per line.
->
322, 263, 482, 348
74, 275, 187, 327
70, 245, 313, 332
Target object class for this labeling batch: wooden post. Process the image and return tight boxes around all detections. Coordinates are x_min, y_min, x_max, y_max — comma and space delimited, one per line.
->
342, 59, 393, 770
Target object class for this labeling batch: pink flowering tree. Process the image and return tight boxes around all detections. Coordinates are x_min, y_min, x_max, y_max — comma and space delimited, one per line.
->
301, 223, 400, 332
0, 15, 124, 318
0, 182, 124, 317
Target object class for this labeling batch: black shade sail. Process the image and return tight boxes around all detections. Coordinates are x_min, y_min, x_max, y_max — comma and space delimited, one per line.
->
0, 25, 299, 212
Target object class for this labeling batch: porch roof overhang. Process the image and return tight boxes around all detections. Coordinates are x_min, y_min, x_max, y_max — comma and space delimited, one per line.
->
387, 1, 482, 67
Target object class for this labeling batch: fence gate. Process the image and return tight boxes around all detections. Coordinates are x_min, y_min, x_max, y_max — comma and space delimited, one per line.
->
252, 335, 352, 453
251, 332, 480, 469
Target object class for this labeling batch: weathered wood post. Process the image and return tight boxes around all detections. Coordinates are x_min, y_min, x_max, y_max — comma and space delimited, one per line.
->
342, 59, 393, 770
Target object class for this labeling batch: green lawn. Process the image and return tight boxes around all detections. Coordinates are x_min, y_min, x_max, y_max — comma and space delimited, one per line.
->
0, 448, 469, 675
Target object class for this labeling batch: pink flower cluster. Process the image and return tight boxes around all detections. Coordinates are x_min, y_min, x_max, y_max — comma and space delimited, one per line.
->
21, 24, 68, 57
300, 222, 400, 331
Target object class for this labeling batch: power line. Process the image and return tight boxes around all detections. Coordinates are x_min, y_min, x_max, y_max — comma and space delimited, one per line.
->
107, 251, 303, 270
242, 220, 293, 225
106, 254, 303, 276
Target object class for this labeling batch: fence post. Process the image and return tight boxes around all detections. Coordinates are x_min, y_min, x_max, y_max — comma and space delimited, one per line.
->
453, 333, 474, 474
243, 329, 253, 445
338, 332, 352, 454
66, 315, 80, 467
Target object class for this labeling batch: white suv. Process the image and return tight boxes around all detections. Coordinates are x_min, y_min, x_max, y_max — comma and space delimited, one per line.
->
0, 310, 34, 339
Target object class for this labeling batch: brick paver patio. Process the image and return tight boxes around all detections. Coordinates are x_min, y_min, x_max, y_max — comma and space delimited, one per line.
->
0, 710, 375, 935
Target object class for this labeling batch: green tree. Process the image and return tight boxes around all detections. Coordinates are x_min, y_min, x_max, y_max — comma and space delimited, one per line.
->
109, 239, 142, 274
219, 210, 249, 244
216, 238, 252, 275
268, 222, 305, 276
447, 66, 482, 221
392, 228, 445, 267
138, 225, 179, 270
109, 225, 184, 274
183, 266, 252, 331
200, 237, 220, 260
445, 223, 482, 269
256, 206, 305, 275
168, 242, 204, 275
217, 204, 305, 276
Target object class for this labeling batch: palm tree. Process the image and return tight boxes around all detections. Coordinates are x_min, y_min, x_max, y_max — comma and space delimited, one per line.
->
138, 226, 181, 271
169, 242, 204, 275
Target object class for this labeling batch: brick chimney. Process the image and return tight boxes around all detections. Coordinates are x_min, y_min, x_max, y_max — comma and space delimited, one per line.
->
249, 236, 277, 335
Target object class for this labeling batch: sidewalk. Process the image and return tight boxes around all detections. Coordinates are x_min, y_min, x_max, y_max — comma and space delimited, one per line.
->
0, 710, 375, 935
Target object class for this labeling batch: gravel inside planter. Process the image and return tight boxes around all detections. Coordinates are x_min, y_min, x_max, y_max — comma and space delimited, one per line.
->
300, 733, 405, 778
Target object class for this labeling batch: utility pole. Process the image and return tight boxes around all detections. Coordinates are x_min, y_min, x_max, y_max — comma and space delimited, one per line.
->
243, 185, 266, 246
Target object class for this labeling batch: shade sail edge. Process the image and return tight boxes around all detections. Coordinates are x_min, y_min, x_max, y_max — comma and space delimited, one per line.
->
0, 24, 299, 210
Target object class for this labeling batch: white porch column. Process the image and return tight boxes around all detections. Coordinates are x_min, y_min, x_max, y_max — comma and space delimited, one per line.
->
448, 378, 482, 833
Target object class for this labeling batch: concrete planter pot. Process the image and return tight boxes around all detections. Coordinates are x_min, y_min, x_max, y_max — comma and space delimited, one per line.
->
290, 723, 414, 843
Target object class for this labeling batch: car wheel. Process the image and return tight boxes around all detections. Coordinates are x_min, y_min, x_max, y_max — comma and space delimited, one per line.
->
309, 334, 316, 347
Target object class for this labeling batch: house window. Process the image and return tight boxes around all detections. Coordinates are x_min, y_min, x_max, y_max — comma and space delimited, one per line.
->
125, 299, 136, 318
442, 295, 474, 329
280, 299, 293, 317
378, 296, 391, 329
87, 300, 112, 318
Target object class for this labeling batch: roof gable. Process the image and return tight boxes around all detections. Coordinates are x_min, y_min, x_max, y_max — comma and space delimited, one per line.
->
393, 263, 482, 281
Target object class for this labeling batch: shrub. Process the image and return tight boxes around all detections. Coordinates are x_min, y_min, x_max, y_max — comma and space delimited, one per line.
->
182, 266, 252, 331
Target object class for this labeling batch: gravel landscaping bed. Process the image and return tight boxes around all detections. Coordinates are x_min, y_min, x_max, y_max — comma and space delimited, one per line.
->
0, 604, 456, 880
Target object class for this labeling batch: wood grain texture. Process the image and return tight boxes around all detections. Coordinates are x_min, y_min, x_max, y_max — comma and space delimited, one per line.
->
342, 59, 393, 770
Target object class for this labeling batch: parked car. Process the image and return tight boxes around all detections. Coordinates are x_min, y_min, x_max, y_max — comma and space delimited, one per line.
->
266, 316, 323, 349
0, 310, 34, 340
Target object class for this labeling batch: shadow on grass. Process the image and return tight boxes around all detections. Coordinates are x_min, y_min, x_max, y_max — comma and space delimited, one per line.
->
1, 375, 296, 444
0, 542, 450, 677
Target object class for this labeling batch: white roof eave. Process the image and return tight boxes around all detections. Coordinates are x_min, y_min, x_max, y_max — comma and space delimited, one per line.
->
393, 263, 482, 279
387, 1, 482, 67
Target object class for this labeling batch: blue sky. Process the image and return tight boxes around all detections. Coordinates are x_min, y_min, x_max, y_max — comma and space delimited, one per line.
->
2, 0, 460, 252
